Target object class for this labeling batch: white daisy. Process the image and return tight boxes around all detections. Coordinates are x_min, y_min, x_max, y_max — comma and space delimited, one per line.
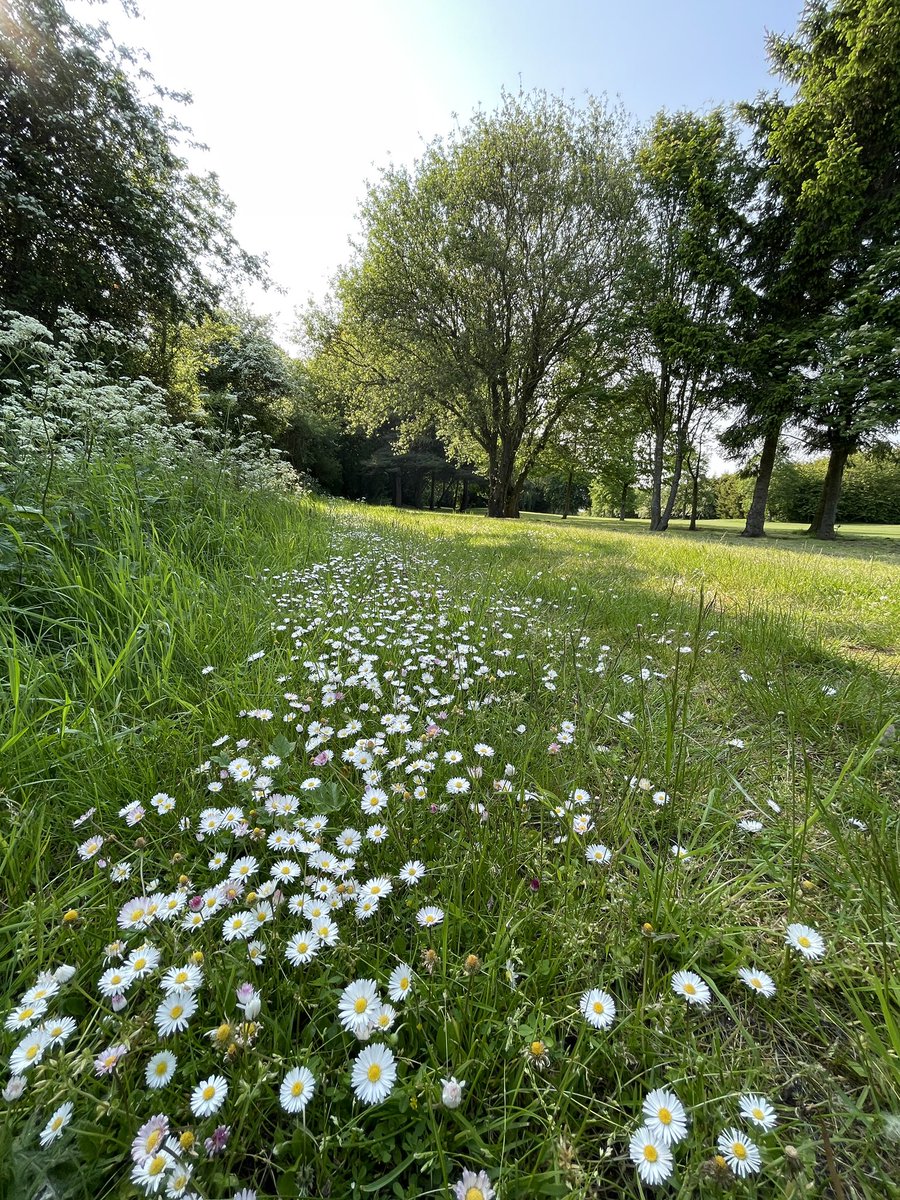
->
785, 922, 825, 960
145, 1050, 177, 1089
585, 843, 612, 865
397, 860, 426, 885
737, 967, 776, 998
285, 930, 321, 966
580, 988, 616, 1030
642, 1088, 688, 1145
350, 1043, 397, 1105
280, 1065, 316, 1114
388, 964, 414, 1002
629, 1124, 673, 1186
717, 1127, 762, 1177
338, 979, 380, 1034
39, 1100, 73, 1146
739, 1093, 777, 1131
416, 906, 444, 928
154, 991, 197, 1037
671, 970, 711, 1006
189, 1074, 228, 1118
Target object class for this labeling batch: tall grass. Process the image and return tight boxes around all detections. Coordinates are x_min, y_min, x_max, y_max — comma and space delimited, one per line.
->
1, 479, 897, 1199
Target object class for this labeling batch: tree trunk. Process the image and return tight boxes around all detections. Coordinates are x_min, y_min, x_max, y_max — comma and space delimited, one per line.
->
648, 424, 665, 530
487, 441, 520, 517
689, 469, 700, 531
428, 472, 435, 510
807, 443, 852, 539
460, 478, 469, 512
657, 438, 686, 531
561, 468, 573, 519
741, 425, 780, 538
392, 471, 402, 508
619, 480, 628, 521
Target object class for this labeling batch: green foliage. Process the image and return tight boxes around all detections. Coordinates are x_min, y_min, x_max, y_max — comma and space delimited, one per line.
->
768, 450, 900, 523
0, 0, 265, 335
308, 90, 640, 516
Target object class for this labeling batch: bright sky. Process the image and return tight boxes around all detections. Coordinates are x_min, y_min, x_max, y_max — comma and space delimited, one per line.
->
78, 0, 803, 347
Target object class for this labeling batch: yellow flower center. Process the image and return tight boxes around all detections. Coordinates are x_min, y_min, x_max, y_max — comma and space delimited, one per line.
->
354, 997, 368, 1013
798, 935, 811, 948
400, 977, 409, 990
367, 1063, 382, 1083
298, 942, 308, 954
134, 959, 146, 971
733, 1142, 747, 1160
658, 1107, 671, 1125
179, 1131, 194, 1150
202, 1085, 215, 1100
753, 1107, 764, 1121
465, 1190, 485, 1200
170, 1005, 183, 1019
684, 982, 696, 995
51, 1116, 63, 1130
530, 1041, 545, 1057
643, 1144, 659, 1163
20, 1008, 34, 1020
291, 1081, 305, 1097
148, 1155, 166, 1176
155, 1061, 168, 1076
751, 977, 762, 988
592, 1001, 605, 1014
130, 909, 144, 922
26, 1045, 39, 1060
146, 1130, 162, 1152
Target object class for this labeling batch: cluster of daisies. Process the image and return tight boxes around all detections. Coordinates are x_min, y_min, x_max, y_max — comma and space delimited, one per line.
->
1, 539, 836, 1197
629, 1086, 778, 1186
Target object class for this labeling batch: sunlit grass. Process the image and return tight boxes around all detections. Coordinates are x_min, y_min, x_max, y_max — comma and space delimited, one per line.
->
1, 477, 898, 1199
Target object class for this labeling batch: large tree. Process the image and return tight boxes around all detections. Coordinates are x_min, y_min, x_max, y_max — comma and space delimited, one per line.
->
731, 0, 900, 537
0, 0, 265, 337
629, 109, 752, 531
307, 91, 640, 518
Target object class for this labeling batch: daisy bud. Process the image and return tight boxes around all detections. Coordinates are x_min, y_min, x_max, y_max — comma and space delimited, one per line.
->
110, 993, 127, 1012
179, 1132, 194, 1151
190, 951, 204, 965
441, 1077, 466, 1108
2, 1077, 26, 1102
62, 909, 79, 924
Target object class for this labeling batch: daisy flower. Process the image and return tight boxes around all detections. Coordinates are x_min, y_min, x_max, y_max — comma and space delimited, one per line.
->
154, 991, 197, 1037
338, 979, 380, 1035
280, 1065, 316, 1114
131, 1152, 173, 1192
39, 1016, 76, 1047
337, 828, 362, 853
446, 777, 470, 794
739, 1094, 777, 1131
585, 843, 612, 865
131, 1114, 169, 1163
453, 1169, 495, 1200
160, 963, 203, 994
397, 860, 426, 885
416, 906, 444, 928
350, 1043, 397, 1105
145, 1051, 177, 1089
39, 1101, 73, 1147
737, 967, 776, 998
388, 963, 414, 1002
5, 1001, 47, 1032
373, 1003, 397, 1032
580, 988, 616, 1030
366, 823, 389, 843
190, 1075, 228, 1118
671, 970, 711, 1006
93, 1043, 128, 1076
628, 1125, 673, 1186
642, 1088, 688, 1145
10, 1029, 50, 1074
785, 923, 826, 960
717, 1127, 762, 1177
285, 930, 321, 966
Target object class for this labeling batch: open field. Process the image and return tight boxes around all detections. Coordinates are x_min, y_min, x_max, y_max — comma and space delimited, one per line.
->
2, 480, 899, 1199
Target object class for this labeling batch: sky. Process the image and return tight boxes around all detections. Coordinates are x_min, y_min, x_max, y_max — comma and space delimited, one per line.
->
76, 0, 804, 347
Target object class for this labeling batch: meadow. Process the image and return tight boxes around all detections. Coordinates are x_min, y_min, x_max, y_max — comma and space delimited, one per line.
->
1, 473, 899, 1200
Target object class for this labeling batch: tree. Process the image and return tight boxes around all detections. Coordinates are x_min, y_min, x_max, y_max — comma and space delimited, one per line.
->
630, 109, 753, 531
0, 0, 265, 336
800, 245, 900, 536
732, 0, 900, 537
307, 91, 640, 518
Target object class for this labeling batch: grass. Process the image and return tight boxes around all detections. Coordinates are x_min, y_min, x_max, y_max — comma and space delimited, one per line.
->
1, 469, 898, 1200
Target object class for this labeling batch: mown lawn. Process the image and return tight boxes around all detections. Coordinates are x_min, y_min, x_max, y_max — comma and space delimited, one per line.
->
1, 480, 898, 1199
